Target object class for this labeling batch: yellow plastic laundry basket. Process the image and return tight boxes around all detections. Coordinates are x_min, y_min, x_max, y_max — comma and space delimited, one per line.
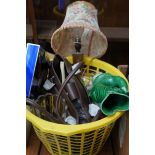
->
26, 56, 128, 155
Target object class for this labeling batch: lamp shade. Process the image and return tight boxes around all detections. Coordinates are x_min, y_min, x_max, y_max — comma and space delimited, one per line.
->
51, 1, 108, 58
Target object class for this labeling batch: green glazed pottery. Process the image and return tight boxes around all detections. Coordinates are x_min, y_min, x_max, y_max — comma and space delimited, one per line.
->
89, 73, 129, 116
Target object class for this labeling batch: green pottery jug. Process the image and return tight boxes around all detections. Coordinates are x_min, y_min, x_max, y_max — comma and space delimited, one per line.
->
89, 73, 129, 116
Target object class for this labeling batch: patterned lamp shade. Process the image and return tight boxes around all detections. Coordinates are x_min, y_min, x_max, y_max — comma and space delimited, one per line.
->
51, 1, 108, 58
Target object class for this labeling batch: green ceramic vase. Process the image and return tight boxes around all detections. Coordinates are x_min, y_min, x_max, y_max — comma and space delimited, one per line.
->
89, 73, 129, 116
